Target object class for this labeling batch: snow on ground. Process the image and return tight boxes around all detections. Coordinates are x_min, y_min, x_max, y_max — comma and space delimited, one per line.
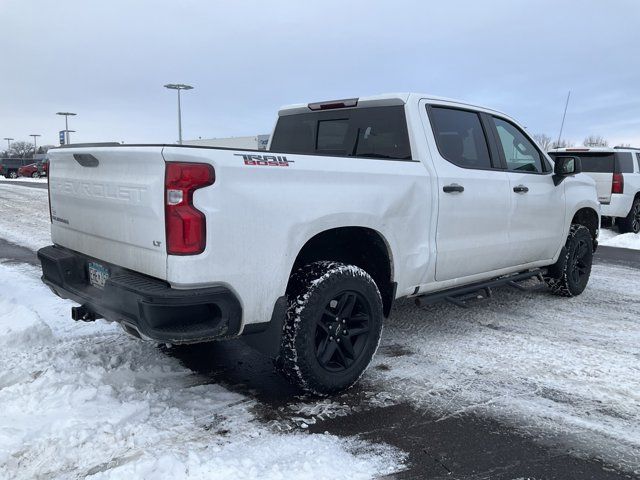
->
600, 227, 640, 250
0, 183, 52, 251
4, 177, 49, 184
368, 267, 640, 473
0, 263, 405, 480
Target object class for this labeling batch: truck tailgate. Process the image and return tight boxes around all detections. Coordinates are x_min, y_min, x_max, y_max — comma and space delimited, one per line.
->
48, 146, 167, 280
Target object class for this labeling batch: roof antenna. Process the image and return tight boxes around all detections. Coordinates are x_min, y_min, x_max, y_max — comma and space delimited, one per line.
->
555, 90, 571, 148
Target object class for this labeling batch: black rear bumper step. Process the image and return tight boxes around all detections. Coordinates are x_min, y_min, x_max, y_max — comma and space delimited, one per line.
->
38, 245, 242, 344
414, 269, 545, 308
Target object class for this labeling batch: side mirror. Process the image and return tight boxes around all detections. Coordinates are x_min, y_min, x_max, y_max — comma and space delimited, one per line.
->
553, 156, 582, 185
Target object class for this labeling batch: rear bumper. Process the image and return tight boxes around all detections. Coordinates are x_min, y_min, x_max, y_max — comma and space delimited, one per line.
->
38, 245, 242, 344
601, 194, 633, 218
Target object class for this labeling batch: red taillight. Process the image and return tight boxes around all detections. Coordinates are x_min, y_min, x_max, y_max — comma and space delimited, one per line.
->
165, 162, 215, 255
612, 173, 624, 194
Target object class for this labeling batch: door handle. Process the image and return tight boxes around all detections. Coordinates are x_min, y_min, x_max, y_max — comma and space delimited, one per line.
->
443, 184, 464, 193
513, 185, 529, 193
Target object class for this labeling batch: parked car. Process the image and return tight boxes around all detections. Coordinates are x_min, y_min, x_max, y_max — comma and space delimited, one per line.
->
18, 162, 42, 178
0, 158, 33, 178
39, 93, 600, 395
549, 147, 640, 233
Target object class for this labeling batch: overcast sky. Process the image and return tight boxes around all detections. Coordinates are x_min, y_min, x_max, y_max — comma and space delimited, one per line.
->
1, 0, 639, 148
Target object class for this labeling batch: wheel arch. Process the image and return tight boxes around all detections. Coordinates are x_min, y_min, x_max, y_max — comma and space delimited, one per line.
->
571, 207, 599, 246
287, 226, 396, 317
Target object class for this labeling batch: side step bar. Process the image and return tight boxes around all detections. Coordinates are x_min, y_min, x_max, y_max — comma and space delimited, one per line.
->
414, 269, 546, 308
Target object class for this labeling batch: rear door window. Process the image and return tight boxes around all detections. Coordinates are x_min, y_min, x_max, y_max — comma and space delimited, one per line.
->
429, 106, 492, 169
636, 153, 640, 171
493, 117, 544, 173
270, 106, 411, 160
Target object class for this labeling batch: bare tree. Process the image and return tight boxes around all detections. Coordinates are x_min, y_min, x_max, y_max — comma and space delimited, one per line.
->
37, 145, 55, 154
9, 141, 34, 158
532, 133, 553, 151
551, 139, 575, 149
583, 135, 608, 147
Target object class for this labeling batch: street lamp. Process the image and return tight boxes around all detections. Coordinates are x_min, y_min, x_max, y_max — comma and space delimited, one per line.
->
164, 83, 193, 145
30, 134, 41, 155
3, 137, 13, 153
56, 112, 77, 144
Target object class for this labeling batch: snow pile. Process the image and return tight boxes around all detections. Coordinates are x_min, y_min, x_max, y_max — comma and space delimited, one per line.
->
0, 183, 51, 250
600, 230, 640, 250
0, 263, 405, 480
0, 299, 52, 348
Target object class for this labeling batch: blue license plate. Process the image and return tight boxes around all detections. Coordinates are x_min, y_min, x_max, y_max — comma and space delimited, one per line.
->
88, 262, 110, 289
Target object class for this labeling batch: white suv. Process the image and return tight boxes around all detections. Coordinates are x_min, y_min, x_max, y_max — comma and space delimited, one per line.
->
550, 147, 640, 233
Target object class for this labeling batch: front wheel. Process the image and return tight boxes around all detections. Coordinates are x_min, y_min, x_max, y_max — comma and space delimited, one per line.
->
617, 197, 640, 234
277, 261, 383, 395
544, 224, 593, 297
8, 171, 17, 179
31, 171, 40, 178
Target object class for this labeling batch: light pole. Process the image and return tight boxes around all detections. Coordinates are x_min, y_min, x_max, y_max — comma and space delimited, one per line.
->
164, 83, 193, 145
30, 134, 41, 156
56, 112, 77, 144
3, 137, 13, 154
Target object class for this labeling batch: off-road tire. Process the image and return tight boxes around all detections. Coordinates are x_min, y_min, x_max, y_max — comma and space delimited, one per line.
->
277, 261, 383, 395
544, 224, 593, 297
617, 197, 640, 234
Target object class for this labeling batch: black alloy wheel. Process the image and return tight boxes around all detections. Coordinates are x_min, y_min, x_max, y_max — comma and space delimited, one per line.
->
315, 291, 371, 372
569, 237, 590, 286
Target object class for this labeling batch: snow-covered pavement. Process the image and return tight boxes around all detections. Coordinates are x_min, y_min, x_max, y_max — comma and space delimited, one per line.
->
1, 180, 640, 478
0, 183, 52, 251
0, 263, 404, 479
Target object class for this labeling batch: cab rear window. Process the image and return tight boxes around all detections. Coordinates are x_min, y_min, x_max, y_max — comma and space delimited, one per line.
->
270, 106, 412, 160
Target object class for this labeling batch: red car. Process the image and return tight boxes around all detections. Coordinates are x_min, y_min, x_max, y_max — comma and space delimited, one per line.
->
18, 161, 47, 178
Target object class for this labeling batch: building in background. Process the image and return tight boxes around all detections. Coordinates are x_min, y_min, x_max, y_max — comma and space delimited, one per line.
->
184, 134, 270, 150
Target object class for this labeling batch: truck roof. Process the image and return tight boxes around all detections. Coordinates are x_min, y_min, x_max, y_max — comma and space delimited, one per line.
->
550, 146, 640, 153
278, 92, 511, 119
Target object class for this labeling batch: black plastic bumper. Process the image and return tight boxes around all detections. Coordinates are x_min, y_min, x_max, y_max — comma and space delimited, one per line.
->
38, 245, 242, 344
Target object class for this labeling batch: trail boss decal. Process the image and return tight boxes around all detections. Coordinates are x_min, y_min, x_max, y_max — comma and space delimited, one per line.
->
235, 154, 294, 167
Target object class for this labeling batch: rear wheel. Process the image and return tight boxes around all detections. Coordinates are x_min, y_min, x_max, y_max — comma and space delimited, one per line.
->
8, 171, 17, 179
277, 261, 383, 395
617, 197, 640, 234
544, 224, 593, 297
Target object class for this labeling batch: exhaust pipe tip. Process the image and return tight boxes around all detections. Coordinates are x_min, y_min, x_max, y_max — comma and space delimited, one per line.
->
71, 305, 96, 322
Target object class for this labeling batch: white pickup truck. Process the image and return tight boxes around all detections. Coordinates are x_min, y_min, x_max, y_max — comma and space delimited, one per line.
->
39, 93, 600, 395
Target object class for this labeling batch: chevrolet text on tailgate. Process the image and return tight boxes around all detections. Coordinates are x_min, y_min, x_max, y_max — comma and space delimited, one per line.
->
39, 93, 600, 395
